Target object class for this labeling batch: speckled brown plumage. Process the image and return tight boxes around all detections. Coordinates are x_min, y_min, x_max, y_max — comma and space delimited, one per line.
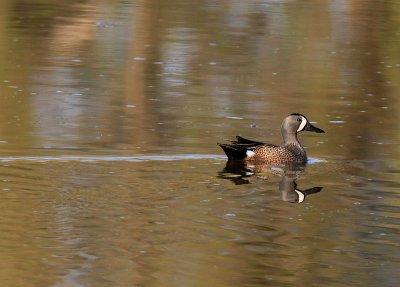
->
218, 113, 324, 164
251, 143, 306, 163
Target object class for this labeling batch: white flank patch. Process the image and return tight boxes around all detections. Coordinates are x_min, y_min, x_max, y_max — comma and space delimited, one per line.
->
297, 116, 307, 132
246, 150, 256, 158
295, 189, 305, 203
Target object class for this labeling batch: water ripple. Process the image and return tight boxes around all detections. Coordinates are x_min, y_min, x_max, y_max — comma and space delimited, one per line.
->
0, 154, 226, 163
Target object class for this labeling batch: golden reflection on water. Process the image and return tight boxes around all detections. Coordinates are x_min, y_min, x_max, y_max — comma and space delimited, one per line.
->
0, 0, 400, 286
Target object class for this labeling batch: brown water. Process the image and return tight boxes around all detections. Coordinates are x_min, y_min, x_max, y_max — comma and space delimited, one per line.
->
1, 1, 400, 286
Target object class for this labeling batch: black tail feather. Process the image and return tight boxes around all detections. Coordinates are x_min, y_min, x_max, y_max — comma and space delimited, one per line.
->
218, 136, 270, 160
218, 143, 248, 160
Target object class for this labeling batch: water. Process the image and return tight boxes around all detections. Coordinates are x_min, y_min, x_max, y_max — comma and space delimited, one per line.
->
1, 0, 400, 286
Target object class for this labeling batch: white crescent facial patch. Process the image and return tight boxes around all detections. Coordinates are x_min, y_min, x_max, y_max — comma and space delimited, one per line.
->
297, 116, 307, 132
295, 189, 305, 203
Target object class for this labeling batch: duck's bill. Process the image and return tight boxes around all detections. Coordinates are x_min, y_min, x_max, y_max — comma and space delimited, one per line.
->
304, 123, 325, 133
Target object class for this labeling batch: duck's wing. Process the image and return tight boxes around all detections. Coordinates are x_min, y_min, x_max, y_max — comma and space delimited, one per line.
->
233, 136, 278, 148
233, 136, 264, 145
218, 136, 278, 160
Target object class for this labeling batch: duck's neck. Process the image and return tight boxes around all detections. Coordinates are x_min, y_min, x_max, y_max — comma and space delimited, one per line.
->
282, 132, 307, 159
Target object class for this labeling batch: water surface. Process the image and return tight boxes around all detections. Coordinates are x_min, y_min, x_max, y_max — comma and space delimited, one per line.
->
0, 1, 400, 286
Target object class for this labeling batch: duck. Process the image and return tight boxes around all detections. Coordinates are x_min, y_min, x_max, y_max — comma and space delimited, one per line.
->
218, 113, 324, 164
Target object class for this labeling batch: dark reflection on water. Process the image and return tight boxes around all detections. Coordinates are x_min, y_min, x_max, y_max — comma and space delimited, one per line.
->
219, 160, 323, 203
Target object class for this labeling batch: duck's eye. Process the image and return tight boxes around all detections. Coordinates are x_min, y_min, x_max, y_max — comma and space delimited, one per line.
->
297, 118, 302, 122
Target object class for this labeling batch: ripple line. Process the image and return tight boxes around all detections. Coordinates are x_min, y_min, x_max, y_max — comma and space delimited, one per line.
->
0, 154, 227, 163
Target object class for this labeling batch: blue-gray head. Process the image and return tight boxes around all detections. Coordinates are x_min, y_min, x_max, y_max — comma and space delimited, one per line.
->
281, 113, 324, 135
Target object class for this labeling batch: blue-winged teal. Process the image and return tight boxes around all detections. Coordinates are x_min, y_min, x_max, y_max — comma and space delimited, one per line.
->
218, 113, 324, 164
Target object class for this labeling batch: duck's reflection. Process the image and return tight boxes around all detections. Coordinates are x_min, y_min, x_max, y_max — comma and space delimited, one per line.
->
219, 161, 323, 203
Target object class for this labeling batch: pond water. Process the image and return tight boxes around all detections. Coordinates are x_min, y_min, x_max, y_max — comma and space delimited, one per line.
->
1, 0, 400, 286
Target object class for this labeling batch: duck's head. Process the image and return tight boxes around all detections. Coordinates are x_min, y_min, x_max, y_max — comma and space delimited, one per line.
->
281, 113, 325, 135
